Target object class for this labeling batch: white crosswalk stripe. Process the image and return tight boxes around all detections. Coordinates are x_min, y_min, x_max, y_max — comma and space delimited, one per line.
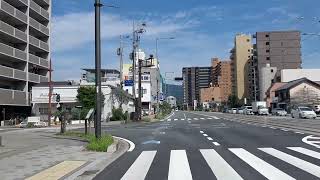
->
167, 119, 171, 122
213, 116, 220, 119
121, 151, 156, 180
194, 118, 199, 120
168, 150, 193, 180
120, 147, 320, 179
207, 118, 212, 119
200, 118, 205, 120
174, 119, 178, 121
259, 147, 320, 178
200, 149, 243, 180
287, 147, 320, 160
230, 148, 295, 180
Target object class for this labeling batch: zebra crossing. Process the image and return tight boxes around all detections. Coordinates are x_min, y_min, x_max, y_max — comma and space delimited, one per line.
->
120, 146, 320, 179
160, 117, 219, 122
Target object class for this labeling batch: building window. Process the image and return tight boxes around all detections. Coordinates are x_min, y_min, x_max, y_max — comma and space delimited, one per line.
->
265, 34, 269, 38
266, 42, 270, 45
271, 69, 274, 73
266, 57, 270, 60
247, 39, 250, 42
248, 49, 251, 52
266, 49, 270, 53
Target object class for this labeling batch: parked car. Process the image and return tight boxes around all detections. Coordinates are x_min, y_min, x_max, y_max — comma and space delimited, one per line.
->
229, 108, 237, 114
19, 121, 28, 128
236, 108, 244, 114
243, 106, 253, 115
291, 106, 317, 119
271, 108, 287, 116
313, 105, 320, 115
257, 106, 269, 115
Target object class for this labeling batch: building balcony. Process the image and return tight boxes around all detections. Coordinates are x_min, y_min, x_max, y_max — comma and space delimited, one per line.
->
0, 88, 27, 105
28, 72, 48, 83
7, 0, 28, 7
29, 54, 49, 69
29, 35, 49, 52
29, 17, 49, 36
33, 0, 49, 6
0, 42, 27, 62
29, 0, 49, 21
0, 65, 27, 81
0, 0, 27, 25
0, 20, 27, 42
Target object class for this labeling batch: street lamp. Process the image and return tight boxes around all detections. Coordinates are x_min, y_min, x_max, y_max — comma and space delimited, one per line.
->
155, 37, 175, 114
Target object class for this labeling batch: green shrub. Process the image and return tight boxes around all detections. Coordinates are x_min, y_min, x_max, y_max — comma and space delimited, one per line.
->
110, 107, 125, 121
27, 122, 35, 128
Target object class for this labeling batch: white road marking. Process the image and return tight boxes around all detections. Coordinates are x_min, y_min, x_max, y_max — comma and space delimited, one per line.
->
174, 119, 178, 121
167, 119, 171, 122
213, 116, 220, 119
230, 148, 294, 180
184, 113, 187, 120
113, 136, 135, 152
302, 135, 320, 148
188, 118, 191, 120
269, 127, 277, 129
200, 149, 242, 180
181, 119, 185, 121
203, 134, 208, 137
207, 137, 213, 141
121, 151, 156, 180
194, 118, 199, 120
287, 147, 320, 160
259, 147, 320, 178
213, 142, 220, 146
262, 126, 267, 127
200, 149, 243, 180
281, 129, 289, 131
207, 118, 212, 119
200, 131, 204, 133
160, 120, 164, 122
295, 132, 304, 134
168, 150, 192, 180
200, 118, 205, 120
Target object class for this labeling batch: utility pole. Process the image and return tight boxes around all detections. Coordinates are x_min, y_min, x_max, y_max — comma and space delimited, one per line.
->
132, 21, 137, 120
47, 60, 52, 127
94, 0, 102, 138
118, 35, 124, 89
253, 67, 257, 101
137, 59, 142, 121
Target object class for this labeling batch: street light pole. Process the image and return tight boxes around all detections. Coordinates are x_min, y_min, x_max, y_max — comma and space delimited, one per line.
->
155, 37, 175, 114
94, 0, 102, 138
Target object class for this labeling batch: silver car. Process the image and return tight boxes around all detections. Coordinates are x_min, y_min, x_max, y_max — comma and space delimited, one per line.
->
291, 106, 317, 119
272, 108, 287, 116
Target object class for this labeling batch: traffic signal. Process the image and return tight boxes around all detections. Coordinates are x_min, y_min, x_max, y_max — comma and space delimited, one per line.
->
56, 94, 60, 102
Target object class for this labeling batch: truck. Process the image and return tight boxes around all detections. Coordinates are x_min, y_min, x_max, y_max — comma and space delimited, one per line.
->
252, 101, 269, 115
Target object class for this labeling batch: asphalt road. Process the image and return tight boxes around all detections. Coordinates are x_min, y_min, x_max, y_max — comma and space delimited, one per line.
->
94, 111, 320, 180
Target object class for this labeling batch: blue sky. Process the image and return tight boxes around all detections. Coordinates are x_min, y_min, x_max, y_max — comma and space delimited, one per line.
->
52, 0, 320, 81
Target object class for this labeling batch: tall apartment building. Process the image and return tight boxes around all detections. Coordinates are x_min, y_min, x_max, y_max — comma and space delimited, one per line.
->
249, 31, 302, 101
211, 58, 232, 102
230, 34, 252, 101
182, 67, 211, 108
0, 0, 51, 120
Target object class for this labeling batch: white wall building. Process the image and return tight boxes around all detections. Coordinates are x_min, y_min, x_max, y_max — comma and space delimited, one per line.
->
281, 69, 320, 82
166, 96, 177, 108
31, 82, 134, 121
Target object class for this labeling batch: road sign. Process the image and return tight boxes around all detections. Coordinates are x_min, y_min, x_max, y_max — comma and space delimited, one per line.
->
124, 80, 134, 86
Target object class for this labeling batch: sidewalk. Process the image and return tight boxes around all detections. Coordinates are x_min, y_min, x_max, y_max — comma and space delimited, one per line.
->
0, 124, 128, 180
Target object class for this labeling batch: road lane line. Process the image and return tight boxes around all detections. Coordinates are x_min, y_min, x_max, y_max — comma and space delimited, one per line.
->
184, 113, 187, 120
203, 134, 208, 137
200, 149, 243, 180
281, 129, 289, 131
200, 131, 204, 133
181, 119, 185, 121
207, 137, 213, 141
200, 118, 205, 120
230, 148, 294, 180
121, 151, 156, 180
259, 147, 320, 178
167, 119, 171, 122
160, 120, 164, 122
188, 118, 191, 120
269, 127, 277, 129
213, 142, 220, 146
213, 116, 220, 119
207, 118, 212, 119
295, 132, 304, 134
287, 147, 320, 160
194, 118, 199, 120
168, 150, 192, 180
174, 119, 178, 121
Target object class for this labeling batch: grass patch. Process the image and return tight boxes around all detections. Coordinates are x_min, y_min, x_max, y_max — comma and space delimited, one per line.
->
57, 131, 114, 152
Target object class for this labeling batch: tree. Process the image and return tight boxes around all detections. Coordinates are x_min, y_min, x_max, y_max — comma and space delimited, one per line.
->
77, 86, 105, 115
227, 95, 243, 108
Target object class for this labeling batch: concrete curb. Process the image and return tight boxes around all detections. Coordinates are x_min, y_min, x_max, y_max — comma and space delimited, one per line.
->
66, 137, 129, 180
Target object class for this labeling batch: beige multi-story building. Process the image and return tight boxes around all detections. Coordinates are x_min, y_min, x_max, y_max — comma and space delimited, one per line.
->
211, 58, 232, 102
200, 86, 221, 103
230, 34, 252, 101
0, 0, 51, 120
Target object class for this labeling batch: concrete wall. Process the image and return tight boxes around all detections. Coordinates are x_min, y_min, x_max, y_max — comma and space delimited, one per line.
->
259, 65, 277, 101
281, 69, 320, 82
